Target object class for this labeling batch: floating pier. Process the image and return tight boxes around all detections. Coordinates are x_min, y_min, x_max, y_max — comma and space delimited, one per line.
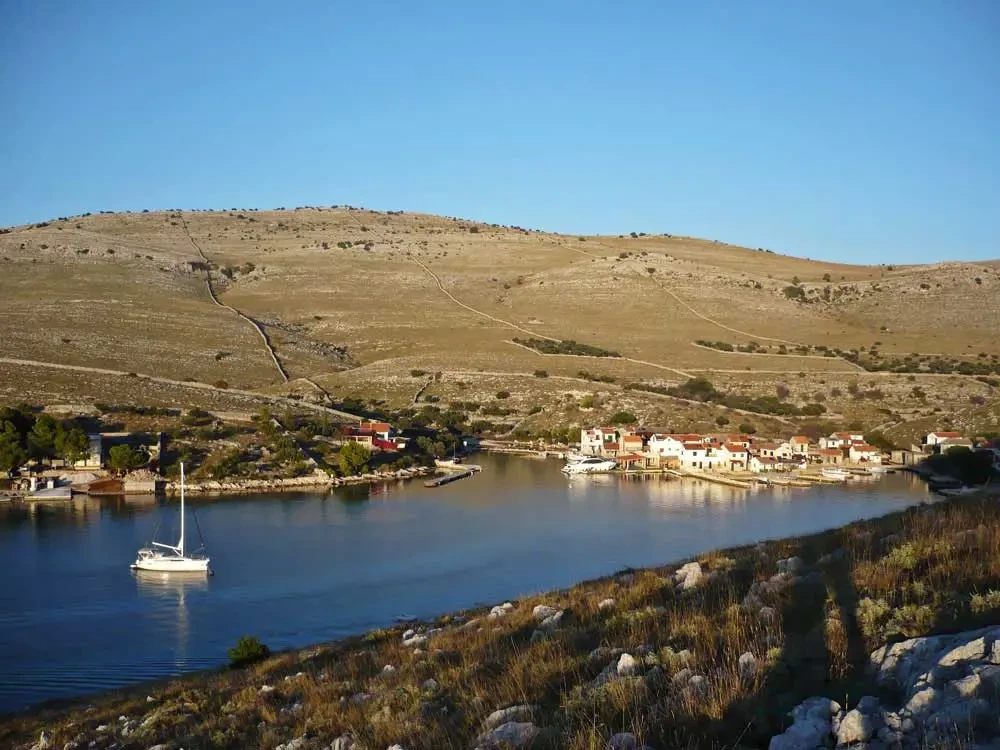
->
424, 465, 482, 488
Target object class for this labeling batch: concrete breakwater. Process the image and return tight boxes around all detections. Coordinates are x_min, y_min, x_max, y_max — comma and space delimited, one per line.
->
164, 466, 433, 495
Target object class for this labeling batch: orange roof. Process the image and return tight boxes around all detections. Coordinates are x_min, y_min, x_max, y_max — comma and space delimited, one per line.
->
930, 431, 962, 438
852, 443, 879, 452
682, 442, 704, 450
360, 421, 391, 432
723, 443, 748, 453
622, 435, 643, 444
617, 453, 645, 461
603, 443, 620, 451
790, 435, 810, 444
817, 448, 842, 456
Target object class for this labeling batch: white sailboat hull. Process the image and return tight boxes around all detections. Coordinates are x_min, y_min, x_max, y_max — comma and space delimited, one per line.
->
132, 555, 210, 572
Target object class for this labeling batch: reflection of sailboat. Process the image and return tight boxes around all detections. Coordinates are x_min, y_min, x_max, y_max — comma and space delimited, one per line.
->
133, 569, 208, 670
132, 463, 210, 573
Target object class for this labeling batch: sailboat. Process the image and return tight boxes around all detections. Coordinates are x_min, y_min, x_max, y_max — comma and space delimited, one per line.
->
131, 463, 210, 573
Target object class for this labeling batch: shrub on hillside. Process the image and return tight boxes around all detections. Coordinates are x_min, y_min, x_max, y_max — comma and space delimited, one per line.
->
228, 635, 270, 668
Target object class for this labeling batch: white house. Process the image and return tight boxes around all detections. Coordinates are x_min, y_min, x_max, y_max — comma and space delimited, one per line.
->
788, 436, 811, 454
647, 434, 699, 459
820, 432, 864, 450
680, 441, 726, 471
925, 431, 963, 447
581, 427, 619, 455
718, 443, 749, 471
848, 443, 882, 464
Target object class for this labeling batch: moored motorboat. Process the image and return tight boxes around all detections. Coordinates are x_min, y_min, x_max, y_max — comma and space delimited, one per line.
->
821, 468, 850, 480
562, 457, 617, 475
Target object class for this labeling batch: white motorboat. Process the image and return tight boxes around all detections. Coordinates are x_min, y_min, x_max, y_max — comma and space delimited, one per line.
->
563, 451, 593, 463
132, 463, 210, 573
562, 457, 617, 475
821, 468, 851, 480
867, 465, 889, 475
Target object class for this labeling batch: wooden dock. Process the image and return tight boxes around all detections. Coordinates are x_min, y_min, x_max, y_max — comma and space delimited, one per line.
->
424, 465, 482, 488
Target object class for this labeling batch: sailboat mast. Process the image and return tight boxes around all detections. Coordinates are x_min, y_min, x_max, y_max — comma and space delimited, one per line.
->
179, 461, 185, 556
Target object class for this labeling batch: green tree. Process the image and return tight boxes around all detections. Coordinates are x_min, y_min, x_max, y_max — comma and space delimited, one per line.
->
715, 415, 730, 427
610, 410, 637, 425
108, 444, 148, 473
56, 426, 90, 464
339, 441, 371, 475
0, 421, 28, 473
738, 422, 757, 435
27, 415, 59, 460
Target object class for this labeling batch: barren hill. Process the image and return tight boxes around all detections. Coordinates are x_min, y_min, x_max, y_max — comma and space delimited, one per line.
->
2, 207, 998, 445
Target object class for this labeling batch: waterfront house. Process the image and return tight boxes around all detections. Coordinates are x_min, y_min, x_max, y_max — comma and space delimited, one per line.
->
789, 435, 811, 454
648, 433, 701, 459
620, 434, 644, 454
580, 427, 621, 455
820, 432, 865, 450
813, 448, 846, 466
935, 436, 974, 454
848, 443, 883, 464
718, 442, 749, 471
925, 431, 962, 448
342, 427, 375, 448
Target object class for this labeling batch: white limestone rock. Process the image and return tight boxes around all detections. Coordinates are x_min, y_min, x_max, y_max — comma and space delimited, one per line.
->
674, 561, 702, 590
532, 604, 559, 620
598, 598, 616, 611
482, 704, 537, 731
617, 653, 638, 677
476, 721, 539, 748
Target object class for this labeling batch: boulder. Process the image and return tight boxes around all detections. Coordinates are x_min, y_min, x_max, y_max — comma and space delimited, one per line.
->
777, 556, 805, 574
476, 721, 539, 748
608, 732, 649, 750
532, 605, 559, 621
759, 606, 778, 624
617, 653, 638, 677
482, 705, 537, 731
674, 562, 702, 590
403, 634, 428, 648
331, 736, 357, 750
539, 610, 564, 631
688, 674, 708, 696
738, 652, 757, 680
769, 697, 840, 750
421, 678, 439, 693
488, 602, 514, 620
671, 668, 693, 687
837, 707, 879, 745
598, 598, 616, 611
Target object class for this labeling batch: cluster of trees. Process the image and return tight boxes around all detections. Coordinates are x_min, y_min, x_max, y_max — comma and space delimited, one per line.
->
512, 337, 621, 358
0, 407, 90, 473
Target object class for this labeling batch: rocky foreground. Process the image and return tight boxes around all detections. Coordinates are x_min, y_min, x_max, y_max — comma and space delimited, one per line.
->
4, 494, 1000, 750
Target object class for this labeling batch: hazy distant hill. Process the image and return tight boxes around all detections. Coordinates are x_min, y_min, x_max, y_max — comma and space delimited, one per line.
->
2, 207, 998, 445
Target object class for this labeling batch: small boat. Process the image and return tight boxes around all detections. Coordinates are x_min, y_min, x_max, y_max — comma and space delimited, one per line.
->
562, 457, 617, 475
563, 451, 592, 463
867, 465, 889, 475
821, 468, 850, 480
131, 463, 210, 573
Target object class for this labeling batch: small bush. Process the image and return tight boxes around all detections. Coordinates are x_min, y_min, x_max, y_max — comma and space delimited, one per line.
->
410, 369, 427, 377
738, 422, 756, 435
228, 635, 270, 668
715, 415, 730, 426
611, 410, 636, 425
533, 370, 548, 378
495, 390, 510, 400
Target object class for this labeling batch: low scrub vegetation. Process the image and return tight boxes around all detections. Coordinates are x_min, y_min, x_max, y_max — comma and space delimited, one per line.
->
625, 378, 827, 418
513, 337, 621, 358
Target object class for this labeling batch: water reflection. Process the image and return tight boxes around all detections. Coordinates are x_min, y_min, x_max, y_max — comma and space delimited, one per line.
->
133, 571, 210, 668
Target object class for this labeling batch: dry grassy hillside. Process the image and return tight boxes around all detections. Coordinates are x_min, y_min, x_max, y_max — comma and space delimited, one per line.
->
2, 207, 998, 443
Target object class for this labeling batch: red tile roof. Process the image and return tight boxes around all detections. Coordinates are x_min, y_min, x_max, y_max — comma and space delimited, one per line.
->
930, 431, 962, 438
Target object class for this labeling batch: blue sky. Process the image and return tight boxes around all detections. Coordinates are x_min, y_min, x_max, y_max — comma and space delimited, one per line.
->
1, 1, 997, 263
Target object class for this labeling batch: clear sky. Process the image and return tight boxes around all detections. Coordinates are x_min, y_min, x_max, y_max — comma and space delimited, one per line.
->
1, 1, 997, 263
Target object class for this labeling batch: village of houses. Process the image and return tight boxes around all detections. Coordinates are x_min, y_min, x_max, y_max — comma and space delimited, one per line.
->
577, 425, 977, 478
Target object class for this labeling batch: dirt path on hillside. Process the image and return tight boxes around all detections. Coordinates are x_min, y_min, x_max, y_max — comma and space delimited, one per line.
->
411, 259, 694, 378
0, 357, 361, 421
179, 215, 289, 383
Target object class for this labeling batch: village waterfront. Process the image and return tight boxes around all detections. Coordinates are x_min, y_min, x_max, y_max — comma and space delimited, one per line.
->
0, 454, 929, 715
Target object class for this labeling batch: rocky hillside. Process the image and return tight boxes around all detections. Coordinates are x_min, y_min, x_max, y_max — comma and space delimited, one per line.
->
1, 208, 998, 442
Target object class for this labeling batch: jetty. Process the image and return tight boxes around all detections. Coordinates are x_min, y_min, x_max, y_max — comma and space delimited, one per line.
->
425, 464, 482, 488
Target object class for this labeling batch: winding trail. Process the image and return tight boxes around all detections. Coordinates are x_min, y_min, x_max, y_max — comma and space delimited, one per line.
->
643, 272, 868, 372
179, 215, 289, 383
412, 259, 693, 378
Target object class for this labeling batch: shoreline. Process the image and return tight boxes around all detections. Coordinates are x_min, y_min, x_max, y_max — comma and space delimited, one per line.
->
5, 492, 999, 749
162, 466, 435, 496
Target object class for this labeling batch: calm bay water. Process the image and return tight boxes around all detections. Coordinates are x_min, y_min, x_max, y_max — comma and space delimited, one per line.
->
0, 455, 929, 713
